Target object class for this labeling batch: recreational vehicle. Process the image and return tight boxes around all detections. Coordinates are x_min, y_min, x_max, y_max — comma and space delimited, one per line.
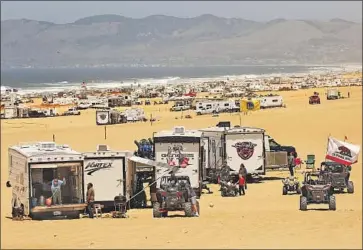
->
259, 95, 284, 109
7, 142, 86, 220
96, 109, 127, 125
153, 127, 204, 197
224, 127, 267, 176
83, 145, 132, 211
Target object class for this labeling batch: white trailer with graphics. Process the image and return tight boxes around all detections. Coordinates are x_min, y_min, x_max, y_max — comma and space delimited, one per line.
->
7, 142, 86, 220
224, 127, 266, 176
153, 127, 203, 197
83, 145, 132, 211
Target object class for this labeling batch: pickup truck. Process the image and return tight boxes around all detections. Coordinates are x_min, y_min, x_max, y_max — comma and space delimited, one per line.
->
63, 107, 80, 116
266, 135, 297, 157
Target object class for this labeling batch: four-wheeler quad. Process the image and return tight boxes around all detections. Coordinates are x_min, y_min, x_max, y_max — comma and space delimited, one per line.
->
309, 93, 321, 105
319, 161, 354, 194
300, 171, 336, 211
153, 175, 199, 218
282, 176, 301, 195
220, 172, 239, 197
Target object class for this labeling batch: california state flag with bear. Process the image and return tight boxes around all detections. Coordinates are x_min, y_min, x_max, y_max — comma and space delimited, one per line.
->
325, 136, 361, 165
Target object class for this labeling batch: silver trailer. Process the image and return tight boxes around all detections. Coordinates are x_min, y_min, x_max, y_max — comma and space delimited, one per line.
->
7, 142, 86, 220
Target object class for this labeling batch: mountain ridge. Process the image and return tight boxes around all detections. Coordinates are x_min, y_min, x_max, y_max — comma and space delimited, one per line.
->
1, 14, 362, 68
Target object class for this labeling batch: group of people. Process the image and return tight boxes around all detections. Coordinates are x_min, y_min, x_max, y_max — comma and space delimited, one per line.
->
220, 162, 248, 196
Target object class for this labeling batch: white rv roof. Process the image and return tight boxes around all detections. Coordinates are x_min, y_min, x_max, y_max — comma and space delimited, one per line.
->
9, 142, 83, 158
154, 129, 202, 138
199, 127, 230, 132
226, 126, 265, 134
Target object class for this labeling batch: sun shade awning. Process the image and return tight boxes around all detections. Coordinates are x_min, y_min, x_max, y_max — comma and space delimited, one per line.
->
30, 164, 58, 169
128, 156, 170, 169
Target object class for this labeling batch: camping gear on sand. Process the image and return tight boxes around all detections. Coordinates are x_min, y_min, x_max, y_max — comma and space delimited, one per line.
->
45, 198, 52, 206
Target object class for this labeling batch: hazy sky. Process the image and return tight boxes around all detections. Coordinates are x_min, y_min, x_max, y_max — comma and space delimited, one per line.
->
1, 1, 362, 23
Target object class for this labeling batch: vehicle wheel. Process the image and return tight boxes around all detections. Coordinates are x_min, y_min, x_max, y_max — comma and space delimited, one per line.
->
309, 101, 312, 104
282, 186, 288, 195
347, 181, 354, 194
296, 186, 302, 195
221, 191, 225, 197
184, 202, 193, 217
152, 202, 162, 218
300, 196, 308, 211
329, 196, 336, 211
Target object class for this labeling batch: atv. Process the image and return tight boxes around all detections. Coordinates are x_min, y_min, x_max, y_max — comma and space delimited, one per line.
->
282, 176, 301, 195
299, 171, 336, 211
220, 172, 239, 197
319, 161, 354, 194
153, 175, 199, 218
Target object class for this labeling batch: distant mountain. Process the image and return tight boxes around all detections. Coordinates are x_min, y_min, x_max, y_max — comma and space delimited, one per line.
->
1, 15, 362, 68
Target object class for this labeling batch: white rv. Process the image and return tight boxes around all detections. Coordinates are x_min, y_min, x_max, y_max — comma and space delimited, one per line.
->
199, 126, 229, 183
224, 127, 266, 176
7, 142, 86, 220
259, 95, 284, 109
196, 100, 238, 115
83, 145, 132, 210
153, 127, 203, 197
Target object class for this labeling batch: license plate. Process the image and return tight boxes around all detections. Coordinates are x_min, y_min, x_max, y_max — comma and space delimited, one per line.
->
53, 211, 62, 216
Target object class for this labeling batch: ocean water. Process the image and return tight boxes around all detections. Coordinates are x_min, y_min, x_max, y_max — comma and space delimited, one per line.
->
0, 65, 341, 94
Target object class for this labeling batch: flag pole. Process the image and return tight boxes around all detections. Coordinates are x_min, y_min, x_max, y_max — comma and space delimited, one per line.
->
325, 134, 331, 161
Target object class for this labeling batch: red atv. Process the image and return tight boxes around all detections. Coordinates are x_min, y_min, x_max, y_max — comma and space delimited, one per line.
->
309, 93, 321, 105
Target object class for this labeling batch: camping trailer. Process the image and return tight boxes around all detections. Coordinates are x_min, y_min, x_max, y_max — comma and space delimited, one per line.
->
153, 127, 203, 197
224, 127, 266, 176
96, 109, 127, 125
259, 95, 284, 109
199, 126, 229, 183
7, 142, 86, 220
83, 145, 132, 211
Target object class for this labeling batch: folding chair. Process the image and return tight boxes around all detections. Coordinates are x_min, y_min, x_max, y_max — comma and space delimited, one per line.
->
305, 154, 315, 170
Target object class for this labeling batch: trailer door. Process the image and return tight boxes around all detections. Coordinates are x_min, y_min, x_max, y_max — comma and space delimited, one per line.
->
225, 132, 265, 174
201, 137, 209, 180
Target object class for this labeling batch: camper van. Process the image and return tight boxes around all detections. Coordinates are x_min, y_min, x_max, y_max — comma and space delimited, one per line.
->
83, 145, 132, 211
259, 95, 284, 109
7, 142, 86, 220
153, 127, 203, 197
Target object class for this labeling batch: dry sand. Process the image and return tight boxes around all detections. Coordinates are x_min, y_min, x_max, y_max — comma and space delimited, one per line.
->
1, 87, 362, 249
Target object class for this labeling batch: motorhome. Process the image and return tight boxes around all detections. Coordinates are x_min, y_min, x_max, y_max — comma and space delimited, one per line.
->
83, 145, 132, 211
7, 142, 86, 220
259, 95, 284, 109
153, 127, 204, 197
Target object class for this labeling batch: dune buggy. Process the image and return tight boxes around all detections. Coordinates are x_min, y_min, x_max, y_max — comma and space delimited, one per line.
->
282, 176, 301, 195
300, 171, 336, 211
319, 161, 354, 194
153, 175, 199, 218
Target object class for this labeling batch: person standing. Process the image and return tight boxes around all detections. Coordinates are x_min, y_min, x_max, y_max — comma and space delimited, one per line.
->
239, 164, 248, 190
51, 177, 66, 205
238, 174, 246, 195
86, 183, 95, 218
186, 183, 199, 217
287, 152, 296, 176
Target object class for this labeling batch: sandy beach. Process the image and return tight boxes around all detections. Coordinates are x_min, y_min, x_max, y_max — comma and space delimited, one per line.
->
1, 87, 362, 249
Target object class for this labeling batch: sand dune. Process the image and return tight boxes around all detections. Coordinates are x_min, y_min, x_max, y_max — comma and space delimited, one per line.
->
1, 87, 362, 249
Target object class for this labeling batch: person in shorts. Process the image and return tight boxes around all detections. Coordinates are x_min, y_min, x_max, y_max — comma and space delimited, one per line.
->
186, 183, 199, 217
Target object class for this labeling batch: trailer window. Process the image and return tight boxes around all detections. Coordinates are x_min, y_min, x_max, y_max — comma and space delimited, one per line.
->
272, 99, 278, 102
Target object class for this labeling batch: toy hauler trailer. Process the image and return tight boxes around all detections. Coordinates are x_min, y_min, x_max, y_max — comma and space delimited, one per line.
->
259, 95, 284, 109
153, 127, 204, 198
7, 142, 86, 220
82, 145, 133, 212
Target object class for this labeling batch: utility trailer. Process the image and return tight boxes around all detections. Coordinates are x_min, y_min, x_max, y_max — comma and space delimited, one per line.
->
7, 142, 86, 220
153, 127, 204, 198
83, 145, 132, 211
224, 127, 266, 176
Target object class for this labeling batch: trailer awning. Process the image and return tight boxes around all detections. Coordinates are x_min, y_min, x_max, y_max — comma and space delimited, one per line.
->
128, 156, 170, 169
30, 164, 58, 169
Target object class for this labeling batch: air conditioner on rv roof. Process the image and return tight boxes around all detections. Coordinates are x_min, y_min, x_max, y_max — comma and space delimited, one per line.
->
97, 144, 110, 151
173, 126, 185, 134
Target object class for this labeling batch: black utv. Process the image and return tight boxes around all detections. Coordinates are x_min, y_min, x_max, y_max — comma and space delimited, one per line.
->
319, 161, 354, 194
300, 171, 336, 211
